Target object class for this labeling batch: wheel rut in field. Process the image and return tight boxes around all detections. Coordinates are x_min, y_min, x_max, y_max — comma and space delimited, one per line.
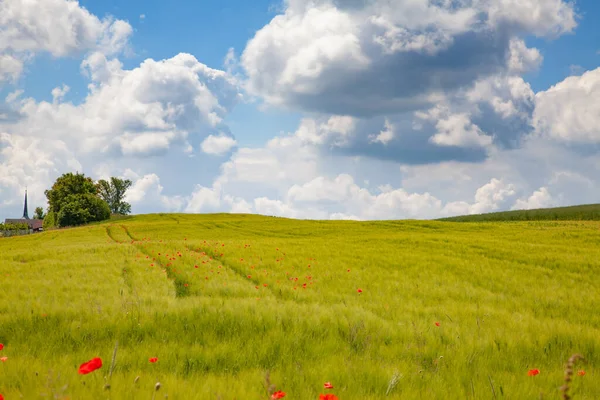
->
108, 224, 190, 298
185, 244, 286, 301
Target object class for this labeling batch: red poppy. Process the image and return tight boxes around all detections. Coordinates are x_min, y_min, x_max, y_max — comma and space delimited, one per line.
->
0, 357, 7, 362
78, 357, 102, 374
527, 369, 540, 376
0, 343, 3, 351
271, 390, 286, 399
247, 275, 252, 279
357, 289, 362, 293
324, 382, 334, 389
435, 322, 440, 327
0, 394, 3, 400
577, 370, 586, 376
319, 395, 339, 400
149, 357, 158, 363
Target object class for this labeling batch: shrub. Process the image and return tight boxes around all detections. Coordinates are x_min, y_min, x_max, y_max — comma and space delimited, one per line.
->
57, 194, 110, 227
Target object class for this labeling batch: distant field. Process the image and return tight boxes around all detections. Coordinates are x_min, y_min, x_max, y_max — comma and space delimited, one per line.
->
438, 203, 600, 222
1, 214, 598, 399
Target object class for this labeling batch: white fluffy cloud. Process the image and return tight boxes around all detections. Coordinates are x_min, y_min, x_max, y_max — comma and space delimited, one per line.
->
0, 0, 132, 83
2, 52, 241, 157
533, 67, 600, 143
241, 0, 575, 116
512, 187, 555, 210
201, 134, 238, 155
0, 132, 81, 215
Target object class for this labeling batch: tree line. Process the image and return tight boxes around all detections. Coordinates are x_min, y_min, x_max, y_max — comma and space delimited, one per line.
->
42, 172, 133, 229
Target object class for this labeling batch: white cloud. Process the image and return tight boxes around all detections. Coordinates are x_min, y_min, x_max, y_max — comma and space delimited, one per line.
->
369, 118, 394, 145
0, 132, 81, 213
430, 113, 493, 148
533, 67, 600, 143
442, 178, 516, 216
0, 0, 132, 83
507, 38, 543, 74
512, 187, 555, 210
201, 134, 237, 155
2, 52, 241, 157
241, 0, 575, 116
124, 172, 185, 212
0, 54, 24, 83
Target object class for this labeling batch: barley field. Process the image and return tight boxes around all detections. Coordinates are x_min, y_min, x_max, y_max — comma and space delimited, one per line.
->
0, 214, 598, 399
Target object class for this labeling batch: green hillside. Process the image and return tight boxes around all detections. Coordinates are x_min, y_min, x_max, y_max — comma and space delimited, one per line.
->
438, 203, 600, 222
1, 214, 598, 399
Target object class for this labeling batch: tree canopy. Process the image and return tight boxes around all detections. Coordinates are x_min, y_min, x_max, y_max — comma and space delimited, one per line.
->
44, 172, 112, 227
96, 177, 133, 215
34, 207, 45, 220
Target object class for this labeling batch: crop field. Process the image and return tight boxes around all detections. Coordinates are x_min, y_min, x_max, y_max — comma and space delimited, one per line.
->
0, 214, 598, 399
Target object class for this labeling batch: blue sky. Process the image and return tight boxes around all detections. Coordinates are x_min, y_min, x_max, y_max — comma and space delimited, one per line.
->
1, 0, 599, 221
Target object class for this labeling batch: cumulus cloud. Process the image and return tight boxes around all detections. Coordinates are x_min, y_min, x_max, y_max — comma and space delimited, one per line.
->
201, 134, 237, 155
242, 0, 575, 116
368, 119, 394, 145
2, 52, 241, 157
0, 0, 132, 83
512, 187, 555, 210
0, 132, 81, 215
124, 172, 185, 212
533, 67, 600, 143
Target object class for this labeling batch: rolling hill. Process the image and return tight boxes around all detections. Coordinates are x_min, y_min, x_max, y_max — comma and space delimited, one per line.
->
438, 203, 600, 222
0, 214, 598, 399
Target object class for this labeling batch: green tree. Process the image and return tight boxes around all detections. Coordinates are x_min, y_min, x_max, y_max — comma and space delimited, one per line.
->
45, 172, 97, 214
56, 194, 110, 227
44, 172, 110, 227
34, 206, 45, 220
96, 177, 133, 215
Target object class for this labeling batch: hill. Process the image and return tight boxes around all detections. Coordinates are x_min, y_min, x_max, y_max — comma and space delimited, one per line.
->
1, 214, 598, 399
438, 203, 600, 222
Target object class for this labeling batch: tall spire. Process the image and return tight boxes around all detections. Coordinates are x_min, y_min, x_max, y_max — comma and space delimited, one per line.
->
22, 188, 29, 220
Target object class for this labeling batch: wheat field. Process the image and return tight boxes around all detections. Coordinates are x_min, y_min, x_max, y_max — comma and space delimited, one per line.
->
0, 214, 598, 399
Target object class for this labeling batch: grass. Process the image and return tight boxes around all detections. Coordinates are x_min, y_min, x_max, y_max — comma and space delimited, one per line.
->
0, 213, 598, 399
438, 203, 600, 222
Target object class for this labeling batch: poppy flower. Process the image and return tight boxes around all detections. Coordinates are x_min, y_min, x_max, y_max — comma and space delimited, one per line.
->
319, 395, 339, 400
0, 357, 7, 362
78, 357, 102, 374
271, 390, 286, 399
0, 394, 3, 400
577, 370, 586, 376
0, 343, 3, 351
324, 382, 334, 389
435, 322, 440, 327
149, 357, 158, 363
357, 289, 363, 293
527, 369, 540, 376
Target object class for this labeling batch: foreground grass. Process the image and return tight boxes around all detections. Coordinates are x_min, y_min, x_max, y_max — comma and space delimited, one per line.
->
0, 214, 598, 399
438, 203, 600, 222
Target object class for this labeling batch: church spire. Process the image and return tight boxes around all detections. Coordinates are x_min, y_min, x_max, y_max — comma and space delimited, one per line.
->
22, 188, 29, 220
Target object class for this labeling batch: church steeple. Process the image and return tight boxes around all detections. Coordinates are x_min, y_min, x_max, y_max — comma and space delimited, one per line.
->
22, 189, 29, 220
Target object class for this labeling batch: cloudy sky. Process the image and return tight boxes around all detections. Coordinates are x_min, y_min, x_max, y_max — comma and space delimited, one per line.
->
0, 0, 599, 221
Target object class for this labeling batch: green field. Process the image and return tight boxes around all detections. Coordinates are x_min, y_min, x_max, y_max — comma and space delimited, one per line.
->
0, 214, 598, 399
438, 203, 600, 222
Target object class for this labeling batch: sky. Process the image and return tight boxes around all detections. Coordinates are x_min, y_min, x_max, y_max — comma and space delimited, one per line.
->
0, 0, 599, 221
